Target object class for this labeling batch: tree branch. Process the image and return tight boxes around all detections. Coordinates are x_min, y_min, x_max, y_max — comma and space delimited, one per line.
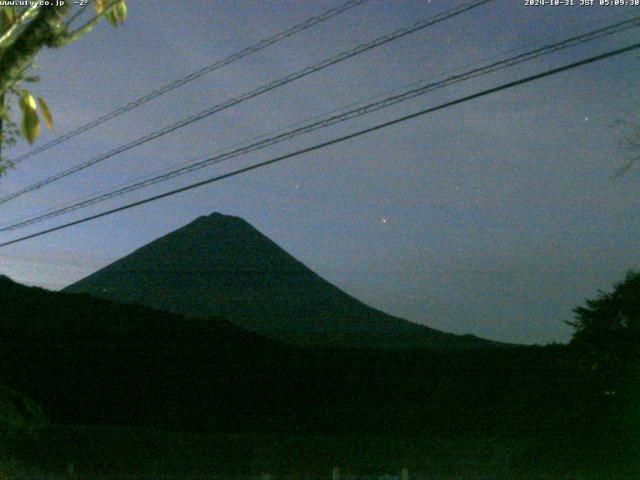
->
0, 5, 71, 95
51, 0, 120, 47
0, 5, 40, 51
66, 1, 93, 27
613, 155, 640, 179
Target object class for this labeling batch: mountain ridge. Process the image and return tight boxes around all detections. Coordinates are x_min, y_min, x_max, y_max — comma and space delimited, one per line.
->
65, 212, 499, 349
0, 273, 566, 439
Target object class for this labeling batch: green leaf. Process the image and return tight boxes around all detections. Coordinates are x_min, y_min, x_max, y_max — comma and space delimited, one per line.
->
115, 1, 127, 24
20, 108, 40, 145
94, 0, 106, 15
19, 91, 40, 145
37, 97, 53, 130
7, 6, 14, 22
19, 90, 36, 112
0, 7, 15, 28
106, 10, 119, 28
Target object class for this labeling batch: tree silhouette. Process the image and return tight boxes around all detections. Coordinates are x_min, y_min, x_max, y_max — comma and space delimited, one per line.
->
568, 270, 640, 355
613, 105, 640, 178
564, 272, 640, 472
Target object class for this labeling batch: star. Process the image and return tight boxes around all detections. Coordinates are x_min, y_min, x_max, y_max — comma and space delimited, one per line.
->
381, 218, 388, 224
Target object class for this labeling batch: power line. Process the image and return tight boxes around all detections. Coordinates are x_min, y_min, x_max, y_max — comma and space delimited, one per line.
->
9, 0, 371, 165
2, 14, 638, 233
2, 15, 637, 230
1, 41, 637, 249
0, 0, 493, 206
4, 10, 634, 228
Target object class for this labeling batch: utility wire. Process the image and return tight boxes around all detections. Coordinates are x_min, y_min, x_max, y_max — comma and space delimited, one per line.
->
9, 0, 371, 165
9, 9, 634, 226
2, 14, 637, 230
1, 15, 638, 233
1, 41, 637, 249
0, 0, 493, 206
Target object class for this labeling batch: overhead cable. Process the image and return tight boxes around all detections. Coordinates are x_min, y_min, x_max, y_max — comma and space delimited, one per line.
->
9, 0, 371, 165
0, 0, 493, 205
2, 15, 638, 233
1, 41, 637, 248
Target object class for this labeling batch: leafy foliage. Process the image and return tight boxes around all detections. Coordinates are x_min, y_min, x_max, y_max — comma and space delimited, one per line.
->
96, 0, 127, 27
568, 270, 640, 354
0, 1, 127, 171
565, 272, 640, 472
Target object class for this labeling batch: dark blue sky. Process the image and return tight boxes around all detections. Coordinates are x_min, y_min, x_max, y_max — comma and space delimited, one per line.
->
0, 0, 638, 344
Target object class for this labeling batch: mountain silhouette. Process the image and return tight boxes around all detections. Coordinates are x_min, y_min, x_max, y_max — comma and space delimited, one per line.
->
0, 276, 622, 474
0, 274, 579, 440
0, 273, 288, 430
65, 212, 495, 349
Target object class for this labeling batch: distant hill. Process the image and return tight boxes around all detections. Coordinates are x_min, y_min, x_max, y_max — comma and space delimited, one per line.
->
0, 274, 610, 451
65, 213, 496, 349
0, 274, 290, 430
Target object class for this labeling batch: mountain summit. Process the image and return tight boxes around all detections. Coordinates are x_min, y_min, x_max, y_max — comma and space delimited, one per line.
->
65, 213, 494, 349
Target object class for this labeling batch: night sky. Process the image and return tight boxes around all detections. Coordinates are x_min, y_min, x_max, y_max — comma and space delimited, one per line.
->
0, 0, 638, 344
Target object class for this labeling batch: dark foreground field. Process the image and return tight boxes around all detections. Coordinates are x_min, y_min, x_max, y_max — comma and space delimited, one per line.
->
4, 423, 639, 479
1, 278, 638, 478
